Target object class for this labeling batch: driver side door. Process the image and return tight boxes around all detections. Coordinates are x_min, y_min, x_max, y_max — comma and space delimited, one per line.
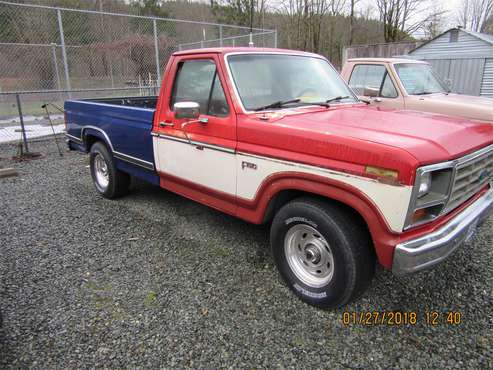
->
153, 55, 237, 214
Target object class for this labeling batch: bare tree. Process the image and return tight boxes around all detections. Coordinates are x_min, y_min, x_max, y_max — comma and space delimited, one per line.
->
376, 0, 444, 42
272, 0, 346, 52
457, 0, 493, 32
422, 2, 445, 39
348, 0, 361, 45
277, 0, 332, 52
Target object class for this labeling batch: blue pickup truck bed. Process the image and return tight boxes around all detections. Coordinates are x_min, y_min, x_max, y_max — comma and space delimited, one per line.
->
65, 96, 160, 186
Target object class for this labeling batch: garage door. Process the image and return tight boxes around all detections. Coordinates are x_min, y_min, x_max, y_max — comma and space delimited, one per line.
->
448, 58, 485, 95
426, 58, 484, 95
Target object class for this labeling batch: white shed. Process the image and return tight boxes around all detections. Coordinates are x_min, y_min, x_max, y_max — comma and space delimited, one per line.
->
408, 28, 493, 97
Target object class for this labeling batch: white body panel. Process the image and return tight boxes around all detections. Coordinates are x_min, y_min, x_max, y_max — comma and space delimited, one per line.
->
153, 136, 412, 232
153, 135, 236, 195
236, 153, 412, 232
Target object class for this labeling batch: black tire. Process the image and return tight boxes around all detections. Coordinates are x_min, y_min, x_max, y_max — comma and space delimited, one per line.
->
270, 197, 375, 309
89, 141, 130, 199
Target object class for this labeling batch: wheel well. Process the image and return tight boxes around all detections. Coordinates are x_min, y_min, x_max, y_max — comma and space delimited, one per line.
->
264, 190, 375, 261
263, 190, 369, 235
263, 190, 304, 223
84, 134, 104, 152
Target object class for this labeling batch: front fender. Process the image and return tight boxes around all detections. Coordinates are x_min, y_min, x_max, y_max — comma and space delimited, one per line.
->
236, 172, 403, 268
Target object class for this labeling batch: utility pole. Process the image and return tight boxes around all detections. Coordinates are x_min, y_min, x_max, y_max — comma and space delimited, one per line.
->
249, 0, 254, 33
249, 0, 255, 47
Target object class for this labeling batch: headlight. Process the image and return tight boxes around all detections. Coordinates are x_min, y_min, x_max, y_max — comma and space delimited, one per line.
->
405, 163, 454, 229
417, 172, 432, 198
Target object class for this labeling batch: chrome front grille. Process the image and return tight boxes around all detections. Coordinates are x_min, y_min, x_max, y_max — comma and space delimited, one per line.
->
446, 147, 493, 212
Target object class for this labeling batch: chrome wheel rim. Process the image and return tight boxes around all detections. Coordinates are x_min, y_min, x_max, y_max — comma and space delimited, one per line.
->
94, 153, 109, 190
284, 224, 334, 288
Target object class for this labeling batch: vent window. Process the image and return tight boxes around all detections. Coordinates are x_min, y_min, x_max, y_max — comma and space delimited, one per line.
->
449, 29, 459, 42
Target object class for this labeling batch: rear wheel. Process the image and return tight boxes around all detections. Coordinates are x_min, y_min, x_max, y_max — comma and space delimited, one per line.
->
270, 197, 375, 309
89, 142, 130, 199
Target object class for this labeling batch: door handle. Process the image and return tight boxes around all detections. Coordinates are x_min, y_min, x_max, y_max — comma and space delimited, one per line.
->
373, 98, 382, 103
159, 121, 174, 127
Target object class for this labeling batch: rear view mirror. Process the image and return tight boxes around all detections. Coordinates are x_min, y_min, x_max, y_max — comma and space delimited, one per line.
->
363, 86, 379, 98
174, 101, 200, 119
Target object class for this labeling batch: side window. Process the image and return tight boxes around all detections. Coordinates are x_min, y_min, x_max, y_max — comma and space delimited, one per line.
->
381, 73, 398, 98
348, 64, 386, 95
171, 59, 229, 116
349, 64, 398, 98
208, 73, 229, 117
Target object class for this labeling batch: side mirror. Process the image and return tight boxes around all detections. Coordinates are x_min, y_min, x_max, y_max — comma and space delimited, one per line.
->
363, 86, 379, 98
174, 101, 200, 120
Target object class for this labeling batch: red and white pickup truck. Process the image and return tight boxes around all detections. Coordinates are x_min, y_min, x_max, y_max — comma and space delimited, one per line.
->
66, 48, 493, 309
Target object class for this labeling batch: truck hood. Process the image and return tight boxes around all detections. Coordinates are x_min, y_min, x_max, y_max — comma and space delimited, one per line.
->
266, 105, 493, 165
408, 93, 493, 123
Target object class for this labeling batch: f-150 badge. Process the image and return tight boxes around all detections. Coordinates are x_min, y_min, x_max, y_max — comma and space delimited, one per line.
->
242, 161, 257, 170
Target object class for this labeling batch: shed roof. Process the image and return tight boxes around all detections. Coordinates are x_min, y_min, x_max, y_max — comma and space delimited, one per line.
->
410, 28, 493, 54
464, 29, 493, 45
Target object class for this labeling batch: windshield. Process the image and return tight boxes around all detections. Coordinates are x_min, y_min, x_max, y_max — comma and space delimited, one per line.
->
227, 54, 357, 111
394, 63, 447, 95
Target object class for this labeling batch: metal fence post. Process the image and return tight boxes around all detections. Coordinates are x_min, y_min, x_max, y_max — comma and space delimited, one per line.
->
50, 43, 61, 91
153, 19, 161, 85
274, 29, 278, 48
219, 25, 223, 47
57, 9, 71, 97
16, 94, 29, 154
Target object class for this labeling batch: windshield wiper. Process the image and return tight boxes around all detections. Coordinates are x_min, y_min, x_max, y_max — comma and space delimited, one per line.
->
254, 98, 301, 111
325, 95, 350, 104
308, 95, 351, 107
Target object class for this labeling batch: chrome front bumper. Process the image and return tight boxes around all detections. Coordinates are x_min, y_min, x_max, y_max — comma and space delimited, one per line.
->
392, 187, 493, 275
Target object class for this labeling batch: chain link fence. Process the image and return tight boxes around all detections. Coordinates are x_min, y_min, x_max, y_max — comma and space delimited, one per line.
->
0, 1, 277, 155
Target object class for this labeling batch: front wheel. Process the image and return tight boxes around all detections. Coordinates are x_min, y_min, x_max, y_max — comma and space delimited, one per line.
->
89, 142, 130, 199
270, 198, 375, 309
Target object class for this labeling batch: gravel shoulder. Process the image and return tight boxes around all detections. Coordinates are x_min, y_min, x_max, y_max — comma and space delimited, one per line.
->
0, 139, 492, 368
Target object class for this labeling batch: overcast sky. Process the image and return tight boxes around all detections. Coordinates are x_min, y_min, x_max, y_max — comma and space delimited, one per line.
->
439, 0, 461, 27
356, 0, 463, 38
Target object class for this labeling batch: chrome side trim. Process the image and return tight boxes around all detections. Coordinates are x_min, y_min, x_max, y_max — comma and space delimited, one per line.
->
237, 151, 388, 184
69, 126, 154, 170
81, 126, 115, 151
152, 132, 236, 154
393, 185, 493, 275
154, 132, 394, 183
65, 133, 83, 144
114, 151, 154, 170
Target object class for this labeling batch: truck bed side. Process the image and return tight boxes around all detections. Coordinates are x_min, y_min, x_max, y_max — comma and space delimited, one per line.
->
65, 98, 160, 186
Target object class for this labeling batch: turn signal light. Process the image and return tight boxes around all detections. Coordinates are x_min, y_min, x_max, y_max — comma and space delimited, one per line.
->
411, 204, 444, 225
412, 208, 428, 224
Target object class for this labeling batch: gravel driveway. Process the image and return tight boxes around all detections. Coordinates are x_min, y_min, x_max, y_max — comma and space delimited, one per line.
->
1, 139, 492, 368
